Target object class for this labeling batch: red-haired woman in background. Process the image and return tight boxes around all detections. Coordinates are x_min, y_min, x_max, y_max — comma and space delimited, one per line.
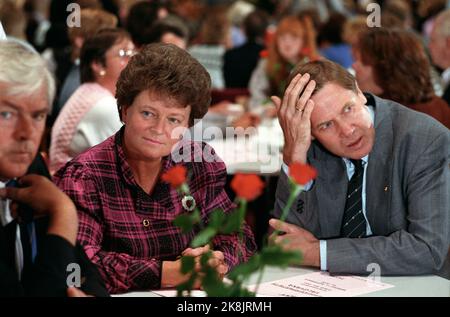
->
248, 15, 319, 113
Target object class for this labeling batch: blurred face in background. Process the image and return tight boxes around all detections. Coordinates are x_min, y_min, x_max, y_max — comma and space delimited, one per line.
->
429, 23, 449, 70
277, 32, 303, 64
98, 38, 135, 93
160, 32, 187, 50
352, 50, 383, 95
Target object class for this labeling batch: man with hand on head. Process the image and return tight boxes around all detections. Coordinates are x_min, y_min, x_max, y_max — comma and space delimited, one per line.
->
0, 40, 107, 297
271, 60, 449, 276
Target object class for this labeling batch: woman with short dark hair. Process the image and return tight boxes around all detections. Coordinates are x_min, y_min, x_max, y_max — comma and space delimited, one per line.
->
54, 43, 256, 294
50, 28, 135, 173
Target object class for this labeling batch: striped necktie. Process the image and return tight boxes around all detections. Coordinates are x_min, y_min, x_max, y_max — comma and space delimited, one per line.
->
341, 159, 367, 238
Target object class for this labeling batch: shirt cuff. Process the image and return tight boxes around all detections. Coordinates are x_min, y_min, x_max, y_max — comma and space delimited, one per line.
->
319, 240, 327, 271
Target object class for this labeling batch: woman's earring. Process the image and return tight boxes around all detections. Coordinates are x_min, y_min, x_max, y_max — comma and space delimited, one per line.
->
99, 70, 106, 76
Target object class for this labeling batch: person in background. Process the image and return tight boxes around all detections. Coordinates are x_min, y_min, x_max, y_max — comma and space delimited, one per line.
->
41, 0, 83, 99
318, 12, 353, 69
188, 5, 232, 89
55, 8, 118, 119
142, 15, 190, 50
0, 40, 107, 297
223, 9, 269, 88
171, 0, 206, 43
226, 0, 255, 48
126, 0, 168, 49
352, 27, 450, 128
54, 43, 256, 294
342, 15, 368, 48
288, 0, 348, 23
49, 28, 134, 173
0, 1, 27, 42
248, 14, 319, 113
380, 0, 414, 29
428, 9, 450, 105
342, 15, 369, 73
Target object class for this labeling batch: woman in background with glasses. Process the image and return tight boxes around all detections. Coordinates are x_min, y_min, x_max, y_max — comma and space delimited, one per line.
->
49, 28, 135, 173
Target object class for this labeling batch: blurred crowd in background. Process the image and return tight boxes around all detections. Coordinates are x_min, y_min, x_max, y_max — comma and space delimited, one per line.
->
1, 0, 449, 160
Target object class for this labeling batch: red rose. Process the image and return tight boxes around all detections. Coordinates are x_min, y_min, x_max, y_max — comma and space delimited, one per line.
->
301, 47, 311, 57
259, 49, 269, 58
289, 163, 317, 185
231, 174, 265, 201
161, 165, 187, 188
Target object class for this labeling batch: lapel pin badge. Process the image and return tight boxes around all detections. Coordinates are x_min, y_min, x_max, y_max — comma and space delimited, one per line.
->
182, 195, 196, 212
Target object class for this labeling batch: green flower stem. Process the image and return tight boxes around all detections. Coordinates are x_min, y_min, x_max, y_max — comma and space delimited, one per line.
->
237, 198, 247, 265
179, 182, 204, 230
252, 266, 265, 296
178, 182, 213, 291
250, 182, 303, 296
273, 183, 303, 236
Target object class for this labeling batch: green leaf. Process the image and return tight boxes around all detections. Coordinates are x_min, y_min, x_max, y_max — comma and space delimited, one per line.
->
221, 208, 245, 234
201, 267, 230, 297
173, 209, 200, 233
190, 209, 201, 223
176, 272, 197, 296
226, 281, 255, 297
180, 256, 195, 274
191, 227, 217, 248
173, 214, 194, 233
200, 251, 212, 267
179, 183, 190, 195
200, 267, 255, 297
260, 245, 302, 267
227, 254, 261, 280
208, 210, 226, 230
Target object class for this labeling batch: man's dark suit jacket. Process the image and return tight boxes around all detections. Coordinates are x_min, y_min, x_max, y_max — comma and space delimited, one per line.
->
0, 154, 108, 297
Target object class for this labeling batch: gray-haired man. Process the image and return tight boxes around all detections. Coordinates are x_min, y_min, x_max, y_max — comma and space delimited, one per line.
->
0, 40, 107, 296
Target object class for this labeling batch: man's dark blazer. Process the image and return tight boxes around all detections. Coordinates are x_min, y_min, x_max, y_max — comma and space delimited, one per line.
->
274, 94, 450, 276
0, 154, 108, 297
